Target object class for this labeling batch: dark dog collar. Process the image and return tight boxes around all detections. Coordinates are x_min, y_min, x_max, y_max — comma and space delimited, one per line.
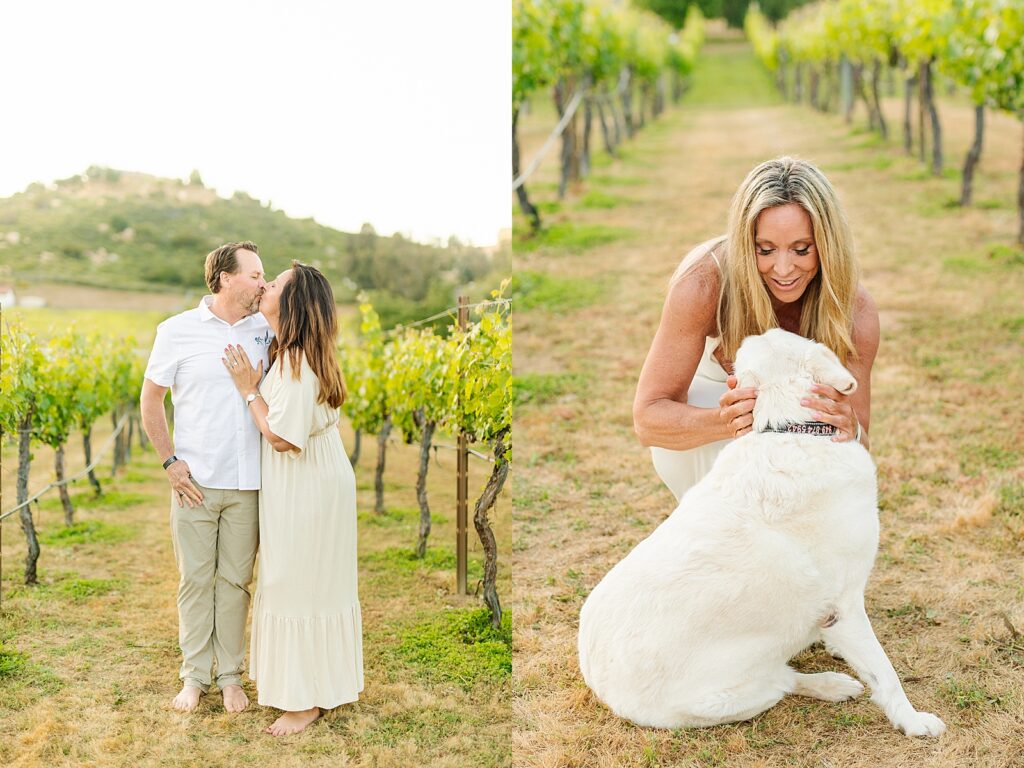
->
759, 421, 837, 437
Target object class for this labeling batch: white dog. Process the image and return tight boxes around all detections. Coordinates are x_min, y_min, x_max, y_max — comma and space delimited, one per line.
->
578, 329, 945, 737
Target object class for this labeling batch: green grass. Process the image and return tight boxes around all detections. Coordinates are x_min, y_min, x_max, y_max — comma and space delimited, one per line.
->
515, 221, 633, 253
998, 481, 1024, 517
0, 643, 30, 678
829, 155, 895, 172
358, 505, 422, 527
976, 198, 1008, 210
685, 43, 783, 108
5, 308, 167, 343
940, 243, 1024, 273
363, 546, 484, 585
348, 705, 474, 749
959, 442, 1019, 476
943, 255, 994, 274
510, 270, 605, 313
38, 519, 134, 547
588, 174, 648, 187
940, 244, 1024, 274
577, 189, 633, 210
606, 145, 659, 169
940, 676, 1004, 711
896, 166, 962, 182
851, 134, 888, 150
832, 712, 870, 728
0, 641, 63, 711
7, 574, 125, 603
999, 313, 1024, 331
366, 545, 449, 571
989, 244, 1024, 266
883, 603, 939, 626
54, 577, 124, 602
393, 607, 511, 689
513, 372, 590, 407
37, 489, 150, 514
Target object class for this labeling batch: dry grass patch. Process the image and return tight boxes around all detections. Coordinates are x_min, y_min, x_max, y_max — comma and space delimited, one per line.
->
1, 407, 510, 766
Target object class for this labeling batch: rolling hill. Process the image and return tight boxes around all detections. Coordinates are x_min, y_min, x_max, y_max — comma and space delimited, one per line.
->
0, 167, 506, 326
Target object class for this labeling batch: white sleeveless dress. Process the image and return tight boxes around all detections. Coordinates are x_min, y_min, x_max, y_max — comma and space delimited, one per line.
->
249, 352, 364, 710
649, 237, 732, 502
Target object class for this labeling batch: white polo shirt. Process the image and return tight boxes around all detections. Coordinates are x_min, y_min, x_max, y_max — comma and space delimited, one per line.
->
144, 296, 273, 490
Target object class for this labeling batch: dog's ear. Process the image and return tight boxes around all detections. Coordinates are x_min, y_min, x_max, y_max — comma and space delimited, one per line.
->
732, 335, 764, 389
735, 368, 760, 389
805, 342, 857, 394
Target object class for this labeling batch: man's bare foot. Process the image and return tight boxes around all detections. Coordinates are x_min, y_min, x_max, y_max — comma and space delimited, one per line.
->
171, 685, 204, 712
222, 684, 249, 713
265, 707, 321, 736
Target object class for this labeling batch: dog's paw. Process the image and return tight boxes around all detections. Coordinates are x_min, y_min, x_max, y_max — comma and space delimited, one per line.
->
894, 710, 946, 738
815, 672, 864, 702
794, 671, 864, 702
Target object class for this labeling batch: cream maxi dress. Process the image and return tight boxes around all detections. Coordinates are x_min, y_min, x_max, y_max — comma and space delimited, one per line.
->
248, 351, 364, 710
650, 237, 733, 502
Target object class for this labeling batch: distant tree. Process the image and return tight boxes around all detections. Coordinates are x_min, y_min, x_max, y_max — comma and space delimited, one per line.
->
759, 0, 811, 23
85, 166, 120, 183
722, 0, 749, 27
638, 0, 722, 26
188, 169, 204, 187
635, 0, 691, 28
350, 223, 379, 290
60, 243, 84, 260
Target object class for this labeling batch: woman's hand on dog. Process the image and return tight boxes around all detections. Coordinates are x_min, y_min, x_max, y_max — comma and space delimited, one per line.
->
801, 384, 859, 442
720, 376, 757, 438
720, 380, 861, 443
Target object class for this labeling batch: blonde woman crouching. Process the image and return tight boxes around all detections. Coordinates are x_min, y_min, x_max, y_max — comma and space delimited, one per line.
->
633, 156, 880, 501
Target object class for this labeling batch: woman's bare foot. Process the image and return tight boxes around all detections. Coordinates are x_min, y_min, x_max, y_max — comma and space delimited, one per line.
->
265, 707, 321, 736
222, 684, 249, 713
171, 685, 204, 712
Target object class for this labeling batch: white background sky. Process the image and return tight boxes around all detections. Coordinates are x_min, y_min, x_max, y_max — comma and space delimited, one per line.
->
0, 1, 511, 246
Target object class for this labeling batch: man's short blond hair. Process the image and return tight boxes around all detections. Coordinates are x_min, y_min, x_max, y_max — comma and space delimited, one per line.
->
204, 241, 259, 293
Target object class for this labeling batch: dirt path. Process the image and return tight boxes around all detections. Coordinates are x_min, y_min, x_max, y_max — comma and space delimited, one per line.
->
513, 41, 1023, 768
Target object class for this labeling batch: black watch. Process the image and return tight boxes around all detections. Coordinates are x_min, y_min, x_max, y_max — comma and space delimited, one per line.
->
162, 455, 180, 470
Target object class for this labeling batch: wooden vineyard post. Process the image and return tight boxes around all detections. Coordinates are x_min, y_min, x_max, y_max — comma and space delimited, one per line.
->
1, 303, 4, 608
456, 296, 469, 595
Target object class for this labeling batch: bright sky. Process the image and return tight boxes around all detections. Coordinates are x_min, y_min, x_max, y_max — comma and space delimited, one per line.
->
0, 1, 511, 247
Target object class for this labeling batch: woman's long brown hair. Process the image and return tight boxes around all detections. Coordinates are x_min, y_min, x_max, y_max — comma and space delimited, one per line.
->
268, 261, 347, 408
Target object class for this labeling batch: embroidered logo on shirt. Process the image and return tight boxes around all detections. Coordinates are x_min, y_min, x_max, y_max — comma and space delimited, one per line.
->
254, 331, 270, 345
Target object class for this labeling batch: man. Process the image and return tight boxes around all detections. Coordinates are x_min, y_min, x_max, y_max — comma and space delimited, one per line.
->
140, 241, 272, 713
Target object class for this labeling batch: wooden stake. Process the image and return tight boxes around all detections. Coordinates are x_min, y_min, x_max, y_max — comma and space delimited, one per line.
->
1, 304, 4, 609
456, 295, 469, 595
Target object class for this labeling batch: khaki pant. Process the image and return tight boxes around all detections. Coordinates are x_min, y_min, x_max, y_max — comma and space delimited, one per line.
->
169, 483, 258, 692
